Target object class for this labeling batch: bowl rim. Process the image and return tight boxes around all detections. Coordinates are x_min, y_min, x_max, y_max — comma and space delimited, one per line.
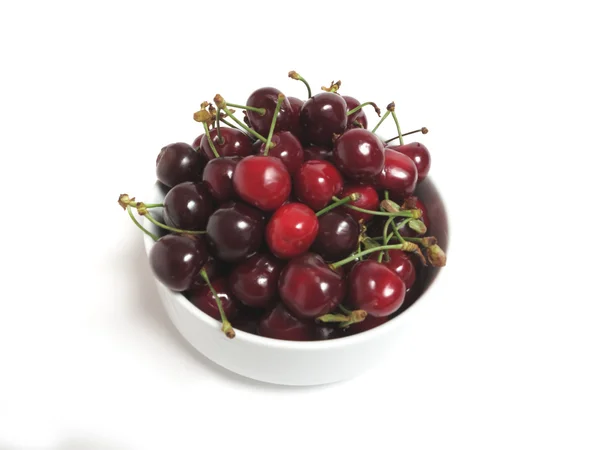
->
142, 175, 451, 350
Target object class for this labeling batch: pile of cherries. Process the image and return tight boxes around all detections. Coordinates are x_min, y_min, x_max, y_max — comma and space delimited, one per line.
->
119, 71, 446, 341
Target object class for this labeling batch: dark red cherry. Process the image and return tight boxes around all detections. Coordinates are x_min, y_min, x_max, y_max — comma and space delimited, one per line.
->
149, 235, 208, 291
258, 303, 314, 341
187, 278, 239, 321
266, 203, 319, 259
349, 260, 406, 317
389, 142, 431, 182
189, 256, 230, 289
201, 156, 239, 204
156, 142, 204, 188
191, 134, 204, 150
375, 149, 418, 198
259, 131, 304, 174
246, 87, 293, 136
200, 128, 253, 160
293, 160, 343, 211
287, 96, 304, 139
229, 253, 284, 309
342, 316, 389, 336
205, 201, 264, 263
163, 181, 213, 231
311, 210, 360, 262
303, 145, 331, 161
279, 253, 345, 319
300, 92, 348, 147
232, 155, 291, 212
371, 249, 416, 289
333, 129, 385, 181
339, 184, 380, 223
231, 307, 263, 335
343, 96, 368, 129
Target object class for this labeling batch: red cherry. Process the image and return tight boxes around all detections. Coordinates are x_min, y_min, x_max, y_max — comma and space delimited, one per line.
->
300, 92, 348, 147
311, 210, 360, 262
246, 87, 293, 136
333, 129, 385, 181
293, 160, 343, 210
348, 260, 406, 317
187, 278, 239, 321
258, 303, 314, 341
303, 145, 331, 161
287, 96, 304, 139
370, 250, 416, 289
339, 184, 380, 223
229, 253, 284, 309
155, 142, 205, 188
266, 203, 319, 259
388, 142, 431, 182
343, 95, 368, 129
232, 155, 291, 211
163, 181, 213, 231
201, 156, 239, 204
375, 149, 418, 198
200, 128, 253, 160
278, 253, 345, 319
259, 131, 304, 174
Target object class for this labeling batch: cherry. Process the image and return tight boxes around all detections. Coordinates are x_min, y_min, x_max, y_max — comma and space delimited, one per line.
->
187, 277, 239, 321
246, 87, 293, 136
390, 197, 430, 237
342, 315, 389, 336
259, 131, 304, 174
156, 142, 204, 188
189, 255, 230, 289
201, 156, 239, 204
191, 134, 204, 150
339, 184, 380, 223
371, 249, 416, 289
163, 181, 213, 231
258, 303, 314, 341
375, 149, 418, 198
348, 260, 406, 317
229, 253, 284, 309
333, 128, 385, 181
232, 155, 291, 212
314, 325, 339, 340
388, 142, 431, 182
293, 160, 343, 210
344, 95, 368, 129
311, 210, 360, 262
231, 306, 264, 334
266, 203, 319, 259
149, 234, 208, 291
205, 201, 264, 263
200, 128, 253, 160
300, 92, 347, 147
303, 145, 331, 161
287, 96, 304, 139
278, 253, 345, 319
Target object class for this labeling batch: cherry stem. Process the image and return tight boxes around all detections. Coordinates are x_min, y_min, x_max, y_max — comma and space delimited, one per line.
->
347, 102, 381, 117
219, 117, 242, 132
289, 70, 312, 98
216, 108, 224, 144
332, 196, 420, 218
215, 95, 268, 143
332, 242, 419, 269
371, 110, 391, 134
225, 102, 266, 115
384, 127, 428, 144
263, 94, 284, 156
199, 269, 235, 339
339, 304, 352, 315
127, 206, 158, 241
378, 216, 397, 262
316, 193, 360, 217
390, 111, 404, 145
202, 122, 220, 158
352, 120, 364, 129
316, 309, 367, 328
321, 80, 341, 93
135, 204, 206, 236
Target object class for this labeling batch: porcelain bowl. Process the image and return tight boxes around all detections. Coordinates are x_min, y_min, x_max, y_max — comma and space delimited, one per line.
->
142, 177, 449, 386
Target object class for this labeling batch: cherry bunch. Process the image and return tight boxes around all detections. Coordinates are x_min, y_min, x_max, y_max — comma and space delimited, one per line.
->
118, 71, 446, 340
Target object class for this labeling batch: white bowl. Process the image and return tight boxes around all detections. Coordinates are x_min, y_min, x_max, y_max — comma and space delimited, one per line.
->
142, 177, 450, 386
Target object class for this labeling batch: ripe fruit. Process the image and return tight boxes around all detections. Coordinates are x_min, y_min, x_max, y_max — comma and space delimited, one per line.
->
201, 156, 239, 204
311, 210, 360, 261
200, 128, 253, 160
333, 129, 385, 181
246, 87, 293, 136
294, 160, 343, 210
163, 181, 213, 231
149, 235, 208, 291
187, 278, 239, 321
258, 303, 315, 341
229, 254, 284, 309
259, 131, 304, 174
300, 92, 347, 147
348, 260, 406, 317
388, 142, 431, 182
156, 142, 204, 188
375, 149, 418, 198
266, 203, 319, 259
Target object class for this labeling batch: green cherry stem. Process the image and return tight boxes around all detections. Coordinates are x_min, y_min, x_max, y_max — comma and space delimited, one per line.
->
225, 102, 266, 115
219, 117, 242, 132
370, 110, 391, 134
134, 203, 206, 236
214, 94, 268, 144
199, 268, 235, 339
384, 127, 428, 144
288, 70, 312, 98
127, 206, 158, 241
202, 122, 220, 158
347, 101, 381, 117
331, 196, 420, 218
216, 107, 224, 144
315, 193, 360, 217
391, 110, 404, 145
263, 93, 284, 156
331, 242, 420, 269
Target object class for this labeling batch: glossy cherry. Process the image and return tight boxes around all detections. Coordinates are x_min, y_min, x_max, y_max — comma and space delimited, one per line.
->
371, 249, 416, 289
200, 128, 253, 160
311, 210, 360, 262
232, 155, 291, 211
293, 160, 343, 211
287, 96, 304, 139
246, 87, 293, 136
163, 181, 213, 231
303, 145, 331, 161
266, 203, 319, 259
229, 253, 284, 309
344, 95, 368, 129
339, 184, 380, 223
258, 303, 314, 341
201, 156, 239, 204
278, 253, 345, 319
348, 260, 406, 317
388, 142, 431, 182
333, 129, 385, 181
187, 277, 239, 321
156, 142, 204, 188
205, 201, 264, 263
259, 131, 304, 173
375, 149, 418, 198
149, 235, 208, 291
300, 92, 347, 147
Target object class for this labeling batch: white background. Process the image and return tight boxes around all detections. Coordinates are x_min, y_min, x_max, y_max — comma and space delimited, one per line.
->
1, 0, 599, 448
